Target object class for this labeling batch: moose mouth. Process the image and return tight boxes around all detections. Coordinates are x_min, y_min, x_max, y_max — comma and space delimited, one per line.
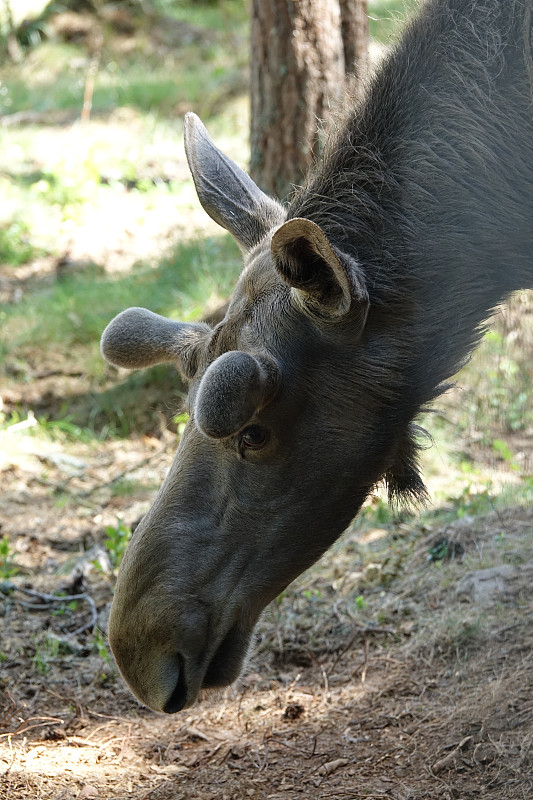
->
163, 621, 254, 714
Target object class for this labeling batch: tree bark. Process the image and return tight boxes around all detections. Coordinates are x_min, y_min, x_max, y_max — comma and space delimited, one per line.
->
340, 0, 369, 89
250, 0, 368, 201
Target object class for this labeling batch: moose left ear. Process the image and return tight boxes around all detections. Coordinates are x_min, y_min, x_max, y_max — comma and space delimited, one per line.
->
184, 113, 285, 252
271, 218, 369, 319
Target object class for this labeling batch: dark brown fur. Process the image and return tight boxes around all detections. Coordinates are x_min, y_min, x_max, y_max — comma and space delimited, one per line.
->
290, 0, 533, 499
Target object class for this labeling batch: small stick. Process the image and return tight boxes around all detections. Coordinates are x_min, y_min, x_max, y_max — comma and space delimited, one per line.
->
4, 585, 98, 637
361, 636, 370, 683
81, 30, 103, 123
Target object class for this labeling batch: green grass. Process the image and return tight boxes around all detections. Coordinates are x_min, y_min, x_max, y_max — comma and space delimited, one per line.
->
0, 228, 241, 437
0, 233, 240, 365
369, 0, 418, 42
426, 316, 532, 456
156, 0, 248, 30
77, 364, 187, 438
0, 218, 43, 266
465, 332, 532, 437
103, 519, 132, 571
0, 2, 414, 120
0, 0, 249, 404
0, 1, 248, 118
0, 535, 17, 579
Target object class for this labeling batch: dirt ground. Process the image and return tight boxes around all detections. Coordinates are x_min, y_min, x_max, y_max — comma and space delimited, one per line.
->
1, 412, 532, 800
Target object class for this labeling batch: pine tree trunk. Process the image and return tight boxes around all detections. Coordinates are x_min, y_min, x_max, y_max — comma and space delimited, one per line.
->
250, 0, 343, 200
340, 0, 369, 87
250, 0, 368, 200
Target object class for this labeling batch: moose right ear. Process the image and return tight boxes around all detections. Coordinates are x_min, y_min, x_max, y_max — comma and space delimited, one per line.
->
184, 112, 285, 252
271, 217, 369, 321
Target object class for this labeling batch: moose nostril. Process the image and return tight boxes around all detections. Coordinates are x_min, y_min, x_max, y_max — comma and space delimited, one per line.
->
162, 655, 188, 714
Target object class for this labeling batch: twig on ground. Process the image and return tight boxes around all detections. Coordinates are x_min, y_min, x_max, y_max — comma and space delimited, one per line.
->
0, 716, 65, 739
3, 585, 98, 637
81, 28, 103, 123
76, 445, 168, 498
361, 636, 370, 683
29, 443, 167, 506
135, 781, 172, 800
328, 625, 394, 674
0, 410, 38, 434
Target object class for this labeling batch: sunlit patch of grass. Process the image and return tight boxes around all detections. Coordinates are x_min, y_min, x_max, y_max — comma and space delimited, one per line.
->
0, 218, 44, 266
0, 405, 102, 446
0, 2, 251, 448
0, 1, 249, 118
92, 54, 247, 119
0, 233, 240, 361
0, 137, 108, 255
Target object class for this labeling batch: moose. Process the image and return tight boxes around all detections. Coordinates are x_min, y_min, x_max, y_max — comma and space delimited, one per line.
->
101, 0, 533, 713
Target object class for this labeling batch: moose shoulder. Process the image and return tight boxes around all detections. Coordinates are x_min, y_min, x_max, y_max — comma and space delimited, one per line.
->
101, 0, 533, 713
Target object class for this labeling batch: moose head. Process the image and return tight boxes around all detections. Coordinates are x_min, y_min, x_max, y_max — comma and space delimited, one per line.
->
101, 114, 425, 713
101, 0, 533, 711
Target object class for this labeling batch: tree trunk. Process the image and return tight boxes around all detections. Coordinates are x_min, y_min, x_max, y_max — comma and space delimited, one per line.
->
250, 0, 368, 200
340, 0, 369, 89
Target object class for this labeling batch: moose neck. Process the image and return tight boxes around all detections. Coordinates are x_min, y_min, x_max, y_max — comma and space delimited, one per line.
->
289, 0, 533, 409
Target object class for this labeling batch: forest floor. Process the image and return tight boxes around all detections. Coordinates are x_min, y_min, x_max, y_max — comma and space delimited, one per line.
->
1, 3, 533, 799
1, 403, 532, 800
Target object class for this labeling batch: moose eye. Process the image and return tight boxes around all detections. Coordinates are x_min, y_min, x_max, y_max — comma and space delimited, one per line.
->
239, 425, 268, 450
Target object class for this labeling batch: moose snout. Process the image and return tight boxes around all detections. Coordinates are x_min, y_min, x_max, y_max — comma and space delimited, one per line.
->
109, 582, 262, 711
107, 628, 185, 712
108, 569, 214, 712
106, 451, 268, 712
108, 554, 257, 712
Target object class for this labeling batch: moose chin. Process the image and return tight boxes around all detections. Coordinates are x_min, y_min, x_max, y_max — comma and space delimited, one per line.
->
101, 0, 533, 712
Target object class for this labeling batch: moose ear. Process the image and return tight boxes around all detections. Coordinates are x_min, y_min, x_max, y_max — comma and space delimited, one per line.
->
101, 307, 210, 379
184, 112, 285, 251
271, 218, 369, 320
